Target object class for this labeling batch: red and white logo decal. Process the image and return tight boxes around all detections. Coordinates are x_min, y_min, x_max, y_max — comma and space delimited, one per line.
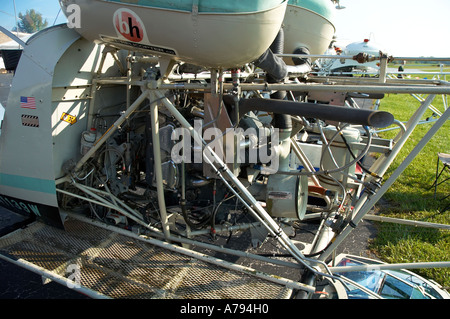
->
113, 8, 147, 43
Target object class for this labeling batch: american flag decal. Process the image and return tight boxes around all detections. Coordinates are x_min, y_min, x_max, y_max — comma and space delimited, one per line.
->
20, 96, 37, 109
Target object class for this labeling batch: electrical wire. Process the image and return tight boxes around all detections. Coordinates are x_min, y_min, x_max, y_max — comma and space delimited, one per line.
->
338, 126, 382, 180
278, 124, 373, 177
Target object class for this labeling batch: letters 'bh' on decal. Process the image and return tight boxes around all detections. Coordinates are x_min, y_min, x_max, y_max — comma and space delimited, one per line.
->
114, 8, 146, 43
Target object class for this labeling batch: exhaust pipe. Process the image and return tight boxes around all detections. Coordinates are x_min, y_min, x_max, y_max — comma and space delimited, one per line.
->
238, 98, 394, 128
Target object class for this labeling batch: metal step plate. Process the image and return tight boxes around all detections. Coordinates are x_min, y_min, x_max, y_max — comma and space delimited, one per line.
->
0, 218, 292, 299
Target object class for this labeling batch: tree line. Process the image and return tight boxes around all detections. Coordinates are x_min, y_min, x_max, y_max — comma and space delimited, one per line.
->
13, 9, 48, 33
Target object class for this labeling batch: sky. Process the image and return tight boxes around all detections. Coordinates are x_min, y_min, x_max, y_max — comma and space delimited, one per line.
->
0, 0, 449, 57
333, 0, 450, 57
0, 0, 67, 30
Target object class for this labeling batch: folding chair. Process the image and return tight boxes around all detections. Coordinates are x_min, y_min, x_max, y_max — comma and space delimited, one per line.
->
431, 153, 449, 211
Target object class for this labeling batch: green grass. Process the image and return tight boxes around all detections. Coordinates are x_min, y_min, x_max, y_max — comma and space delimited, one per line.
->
368, 70, 450, 290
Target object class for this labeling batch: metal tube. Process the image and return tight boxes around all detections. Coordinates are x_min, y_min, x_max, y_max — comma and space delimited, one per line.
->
330, 261, 450, 273
227, 83, 450, 95
73, 182, 144, 221
150, 82, 211, 91
0, 26, 27, 47
277, 53, 450, 62
152, 91, 308, 260
363, 214, 450, 230
147, 82, 450, 95
319, 96, 436, 260
319, 103, 450, 261
149, 91, 171, 240
185, 221, 261, 236
166, 235, 302, 270
0, 252, 111, 299
290, 138, 321, 187
411, 93, 443, 116
74, 90, 150, 172
57, 188, 124, 211
126, 54, 132, 109
277, 53, 365, 60
370, 95, 436, 177
238, 98, 394, 128
119, 216, 303, 270
58, 187, 163, 233
379, 54, 389, 83
151, 88, 339, 283
95, 78, 146, 86
69, 183, 149, 226
86, 79, 98, 130
315, 71, 450, 77
393, 56, 450, 62
67, 213, 314, 293
392, 120, 407, 142
130, 56, 160, 64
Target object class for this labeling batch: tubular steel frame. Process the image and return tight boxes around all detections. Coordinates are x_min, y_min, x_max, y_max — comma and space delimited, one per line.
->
59, 52, 450, 296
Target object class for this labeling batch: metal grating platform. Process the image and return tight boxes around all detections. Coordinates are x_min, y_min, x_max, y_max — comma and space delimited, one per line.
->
0, 218, 293, 299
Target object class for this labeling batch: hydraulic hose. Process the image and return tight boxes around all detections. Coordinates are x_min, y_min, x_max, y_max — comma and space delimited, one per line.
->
267, 28, 291, 131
